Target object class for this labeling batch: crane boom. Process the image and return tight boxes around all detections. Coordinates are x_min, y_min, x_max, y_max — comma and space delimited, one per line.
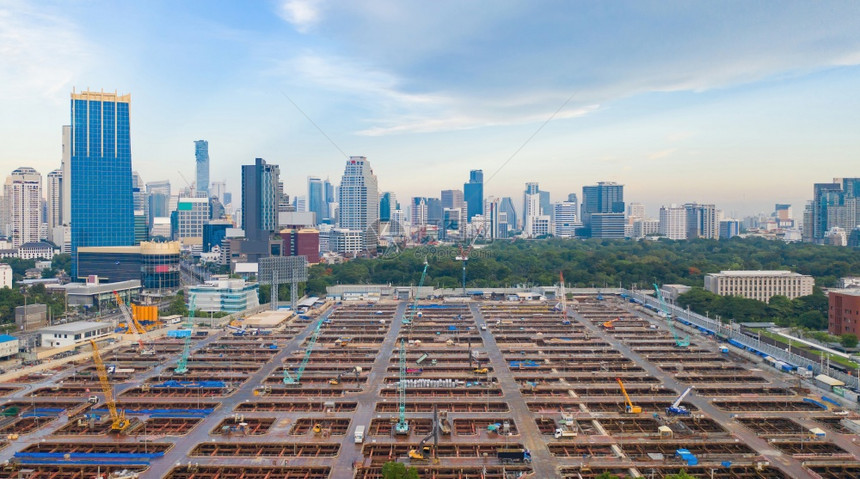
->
90, 340, 130, 433
113, 291, 147, 352
616, 378, 642, 414
174, 293, 195, 374
284, 318, 324, 384
653, 283, 690, 347
394, 338, 409, 434
403, 260, 429, 326
672, 386, 693, 409
667, 386, 694, 416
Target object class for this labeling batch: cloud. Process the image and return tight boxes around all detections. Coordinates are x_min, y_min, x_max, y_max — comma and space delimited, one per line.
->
278, 0, 324, 33
0, 1, 93, 102
647, 148, 677, 160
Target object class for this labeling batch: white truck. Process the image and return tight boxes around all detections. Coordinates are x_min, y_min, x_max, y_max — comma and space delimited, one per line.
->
354, 425, 365, 444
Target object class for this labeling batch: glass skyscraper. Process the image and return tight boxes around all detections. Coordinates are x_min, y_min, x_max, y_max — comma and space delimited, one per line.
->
70, 90, 134, 278
464, 169, 483, 222
308, 176, 326, 225
195, 140, 209, 196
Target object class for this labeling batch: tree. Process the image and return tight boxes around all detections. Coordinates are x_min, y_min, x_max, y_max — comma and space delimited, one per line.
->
595, 473, 622, 479
665, 471, 696, 479
381, 461, 420, 479
165, 292, 188, 316
840, 334, 858, 349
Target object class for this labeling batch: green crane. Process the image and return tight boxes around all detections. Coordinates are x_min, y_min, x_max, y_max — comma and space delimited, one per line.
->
284, 318, 324, 384
654, 284, 690, 348
174, 293, 196, 374
402, 260, 429, 325
394, 338, 409, 434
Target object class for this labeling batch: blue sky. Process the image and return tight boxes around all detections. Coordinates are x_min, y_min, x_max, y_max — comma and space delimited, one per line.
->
2, 0, 860, 218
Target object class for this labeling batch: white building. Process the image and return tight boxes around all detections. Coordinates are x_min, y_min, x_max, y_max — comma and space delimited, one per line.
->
704, 270, 814, 302
5, 167, 42, 248
177, 197, 210, 244
39, 321, 112, 348
18, 241, 55, 260
0, 263, 11, 289
633, 218, 660, 238
337, 156, 379, 252
659, 205, 687, 240
151, 217, 171, 238
331, 228, 364, 256
527, 215, 552, 238
46, 169, 63, 231
0, 335, 17, 359
188, 278, 260, 313
553, 201, 579, 238
627, 202, 645, 222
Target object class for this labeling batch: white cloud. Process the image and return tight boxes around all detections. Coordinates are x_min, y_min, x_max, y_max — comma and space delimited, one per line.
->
278, 0, 324, 33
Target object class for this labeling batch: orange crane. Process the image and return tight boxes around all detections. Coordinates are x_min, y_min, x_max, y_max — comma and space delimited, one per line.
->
90, 340, 130, 433
616, 378, 642, 414
602, 318, 620, 329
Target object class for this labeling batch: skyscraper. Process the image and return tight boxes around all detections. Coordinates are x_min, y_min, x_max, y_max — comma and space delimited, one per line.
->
659, 205, 687, 240
4, 167, 42, 248
379, 192, 394, 223
411, 197, 428, 226
337, 156, 379, 253
46, 169, 63, 230
70, 90, 134, 278
499, 197, 517, 232
464, 169, 483, 222
441, 189, 465, 210
195, 140, 209, 196
308, 177, 326, 225
581, 182, 624, 235
553, 201, 579, 238
684, 203, 718, 239
241, 158, 280, 244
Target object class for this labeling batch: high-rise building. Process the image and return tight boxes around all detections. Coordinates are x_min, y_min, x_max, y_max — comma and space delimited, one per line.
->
464, 169, 483, 222
210, 181, 226, 204
194, 140, 209, 195
411, 197, 428, 226
426, 198, 442, 227
177, 197, 209, 243
46, 169, 63, 230
807, 178, 860, 244
684, 203, 718, 239
659, 205, 687, 240
581, 182, 624, 235
523, 182, 543, 237
60, 125, 71, 229
719, 219, 740, 239
591, 213, 625, 239
379, 192, 395, 223
241, 158, 280, 261
627, 202, 645, 222
337, 156, 379, 253
499, 197, 517, 231
553, 201, 579, 238
441, 189, 464, 210
70, 90, 135, 278
308, 177, 326, 225
5, 167, 42, 248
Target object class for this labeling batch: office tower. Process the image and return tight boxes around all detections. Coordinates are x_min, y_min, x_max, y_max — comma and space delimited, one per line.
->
426, 198, 442, 227
60, 125, 71, 229
295, 195, 307, 213
177, 197, 210, 242
324, 178, 335, 217
591, 213, 625, 239
146, 180, 171, 225
46, 169, 63, 230
411, 197, 428, 226
194, 140, 209, 195
684, 203, 718, 239
223, 192, 232, 206
69, 90, 134, 277
553, 201, 578, 238
307, 177, 326, 225
539, 190, 551, 216
210, 181, 226, 203
209, 196, 225, 220
464, 169, 483, 222
241, 158, 280, 261
627, 202, 645, 221
719, 219, 741, 239
379, 192, 394, 223
441, 189, 465, 210
337, 156, 379, 253
659, 205, 687, 240
523, 182, 548, 238
4, 167, 42, 248
581, 182, 625, 232
499, 197, 517, 231
811, 182, 843, 242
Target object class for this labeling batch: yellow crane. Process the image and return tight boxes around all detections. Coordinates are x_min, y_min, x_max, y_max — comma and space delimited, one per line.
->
113, 291, 149, 353
616, 377, 642, 414
90, 340, 130, 433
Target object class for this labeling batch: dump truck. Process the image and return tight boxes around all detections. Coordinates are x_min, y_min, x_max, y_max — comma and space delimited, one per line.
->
497, 448, 531, 464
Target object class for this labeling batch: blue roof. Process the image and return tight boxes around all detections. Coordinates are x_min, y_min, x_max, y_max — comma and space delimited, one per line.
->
0, 334, 17, 343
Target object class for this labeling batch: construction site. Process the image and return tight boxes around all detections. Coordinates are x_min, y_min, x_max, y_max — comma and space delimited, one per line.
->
1, 286, 859, 479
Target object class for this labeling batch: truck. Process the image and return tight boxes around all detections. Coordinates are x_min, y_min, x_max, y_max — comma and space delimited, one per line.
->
497, 448, 531, 464
354, 425, 365, 444
554, 428, 577, 438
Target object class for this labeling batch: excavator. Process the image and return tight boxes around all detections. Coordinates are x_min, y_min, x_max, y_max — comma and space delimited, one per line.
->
329, 367, 362, 385
408, 405, 439, 462
616, 377, 642, 414
90, 340, 131, 433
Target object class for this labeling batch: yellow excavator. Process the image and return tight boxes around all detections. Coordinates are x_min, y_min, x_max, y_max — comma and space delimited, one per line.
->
408, 405, 439, 462
90, 340, 131, 433
616, 377, 642, 414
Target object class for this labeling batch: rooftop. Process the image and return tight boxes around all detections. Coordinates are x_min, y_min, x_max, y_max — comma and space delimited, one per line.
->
38, 321, 110, 334
710, 270, 806, 277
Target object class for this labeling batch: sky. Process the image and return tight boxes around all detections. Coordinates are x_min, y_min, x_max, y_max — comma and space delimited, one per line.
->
2, 0, 860, 219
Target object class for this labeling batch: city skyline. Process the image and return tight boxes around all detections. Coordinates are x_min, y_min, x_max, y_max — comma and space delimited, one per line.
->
2, 1, 860, 216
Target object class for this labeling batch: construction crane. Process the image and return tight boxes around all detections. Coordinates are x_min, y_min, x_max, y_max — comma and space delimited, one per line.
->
174, 293, 196, 375
455, 227, 483, 296
329, 366, 362, 385
403, 260, 429, 326
602, 318, 620, 329
557, 271, 567, 316
284, 318, 324, 385
90, 340, 130, 433
112, 291, 149, 353
408, 404, 439, 462
394, 338, 409, 435
653, 283, 690, 348
666, 386, 694, 416
616, 378, 642, 414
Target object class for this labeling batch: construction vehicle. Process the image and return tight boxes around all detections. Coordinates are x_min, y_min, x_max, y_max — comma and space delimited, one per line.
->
284, 318, 324, 385
113, 291, 153, 355
438, 410, 451, 435
602, 318, 619, 329
408, 405, 439, 462
403, 260, 429, 325
497, 448, 532, 464
554, 414, 578, 438
330, 366, 362, 385
616, 377, 642, 414
354, 425, 365, 443
90, 340, 130, 433
394, 338, 409, 434
473, 367, 488, 374
654, 283, 690, 347
174, 293, 196, 375
666, 386, 694, 416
